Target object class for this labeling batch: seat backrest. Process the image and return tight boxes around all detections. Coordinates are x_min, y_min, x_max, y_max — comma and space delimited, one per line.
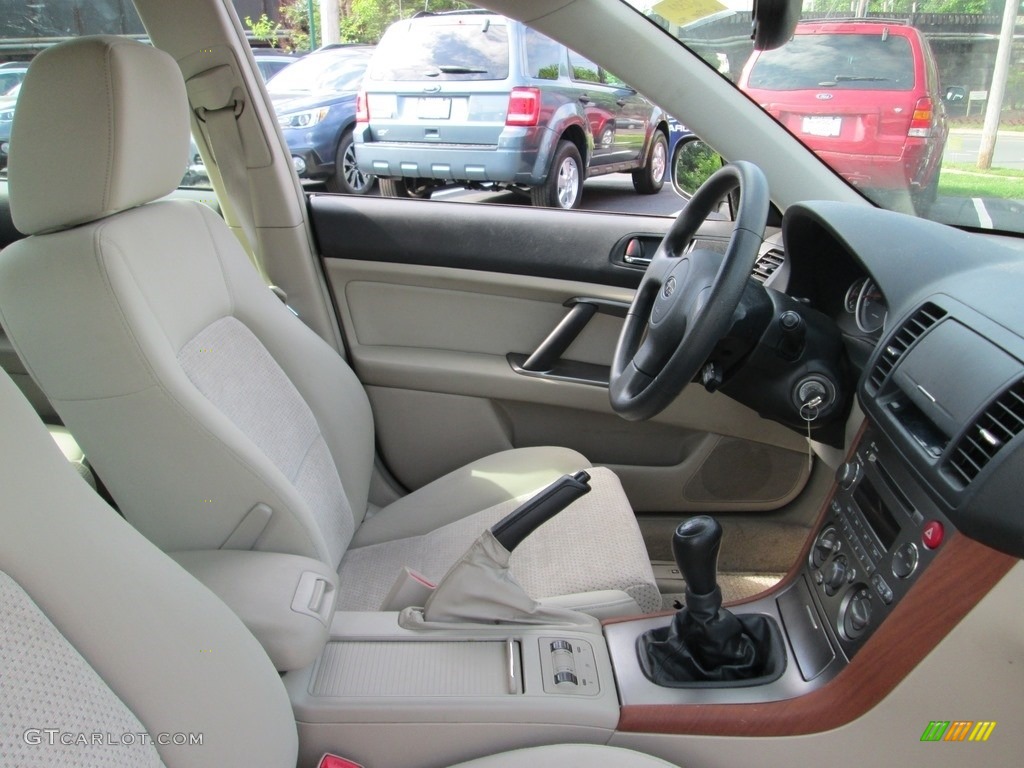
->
0, 366, 298, 767
0, 36, 375, 568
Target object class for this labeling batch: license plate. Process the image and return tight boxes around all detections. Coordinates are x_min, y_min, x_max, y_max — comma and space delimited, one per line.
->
802, 116, 841, 137
417, 97, 451, 119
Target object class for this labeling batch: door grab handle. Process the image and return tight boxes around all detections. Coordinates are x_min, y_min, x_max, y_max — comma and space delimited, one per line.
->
521, 302, 597, 372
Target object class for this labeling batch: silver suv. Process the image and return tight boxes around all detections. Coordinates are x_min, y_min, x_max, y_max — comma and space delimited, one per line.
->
354, 10, 669, 209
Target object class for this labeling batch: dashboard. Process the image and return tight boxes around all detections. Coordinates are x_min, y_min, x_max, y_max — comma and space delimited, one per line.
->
691, 201, 1024, 679
780, 201, 1024, 561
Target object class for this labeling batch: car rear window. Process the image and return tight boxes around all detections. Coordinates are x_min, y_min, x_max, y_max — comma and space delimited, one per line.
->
747, 33, 915, 91
369, 19, 510, 82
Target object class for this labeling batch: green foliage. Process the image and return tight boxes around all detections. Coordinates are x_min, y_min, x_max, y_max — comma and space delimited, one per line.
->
245, 13, 282, 48
674, 140, 722, 194
571, 65, 600, 83
1007, 66, 1024, 110
278, 0, 319, 51
340, 0, 397, 44
341, 1, 478, 45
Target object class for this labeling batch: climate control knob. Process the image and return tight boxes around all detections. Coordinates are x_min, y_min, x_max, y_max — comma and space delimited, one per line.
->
823, 555, 848, 596
842, 585, 873, 640
811, 527, 839, 569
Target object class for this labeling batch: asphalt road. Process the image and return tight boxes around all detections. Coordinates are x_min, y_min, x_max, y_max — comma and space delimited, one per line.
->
431, 173, 685, 215
944, 129, 1024, 170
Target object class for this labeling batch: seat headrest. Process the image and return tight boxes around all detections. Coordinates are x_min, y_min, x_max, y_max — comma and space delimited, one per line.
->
9, 36, 190, 235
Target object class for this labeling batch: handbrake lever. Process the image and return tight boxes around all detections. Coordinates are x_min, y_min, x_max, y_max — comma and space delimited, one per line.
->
490, 470, 591, 551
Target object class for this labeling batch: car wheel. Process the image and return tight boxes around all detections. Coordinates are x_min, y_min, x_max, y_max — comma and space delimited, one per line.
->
631, 131, 668, 195
531, 140, 583, 209
326, 129, 375, 195
378, 177, 434, 199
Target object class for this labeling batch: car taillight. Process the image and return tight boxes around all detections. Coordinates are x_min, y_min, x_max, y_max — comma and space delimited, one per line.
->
908, 97, 933, 138
506, 87, 541, 127
356, 90, 369, 123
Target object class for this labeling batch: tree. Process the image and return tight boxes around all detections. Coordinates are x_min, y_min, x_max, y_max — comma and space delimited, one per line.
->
340, 1, 477, 45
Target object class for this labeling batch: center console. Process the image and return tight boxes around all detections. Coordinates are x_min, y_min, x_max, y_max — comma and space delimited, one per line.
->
284, 611, 621, 767
607, 421, 953, 705
806, 426, 949, 658
273, 421, 963, 766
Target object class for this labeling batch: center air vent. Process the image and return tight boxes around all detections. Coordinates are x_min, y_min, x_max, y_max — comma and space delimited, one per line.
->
752, 250, 784, 283
867, 302, 946, 391
946, 379, 1024, 488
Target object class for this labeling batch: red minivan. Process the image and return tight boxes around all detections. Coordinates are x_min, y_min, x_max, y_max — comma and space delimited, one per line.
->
740, 20, 947, 211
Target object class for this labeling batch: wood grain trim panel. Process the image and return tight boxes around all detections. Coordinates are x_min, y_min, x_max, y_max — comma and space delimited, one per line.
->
617, 532, 1016, 736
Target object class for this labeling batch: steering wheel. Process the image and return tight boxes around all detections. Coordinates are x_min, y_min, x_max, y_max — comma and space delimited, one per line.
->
610, 161, 770, 421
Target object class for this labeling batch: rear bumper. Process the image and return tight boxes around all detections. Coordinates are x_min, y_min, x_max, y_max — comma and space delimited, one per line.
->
817, 138, 943, 192
354, 126, 547, 185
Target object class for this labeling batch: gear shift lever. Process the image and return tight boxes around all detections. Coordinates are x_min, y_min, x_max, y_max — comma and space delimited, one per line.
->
672, 516, 722, 598
637, 515, 782, 686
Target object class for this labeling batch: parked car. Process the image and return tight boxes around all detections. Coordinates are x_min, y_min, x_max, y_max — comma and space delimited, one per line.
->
739, 19, 948, 212
0, 81, 21, 169
0, 64, 26, 95
267, 44, 375, 194
252, 49, 302, 82
354, 10, 670, 208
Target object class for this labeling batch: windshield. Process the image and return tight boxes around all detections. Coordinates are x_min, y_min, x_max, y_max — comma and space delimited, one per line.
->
624, 1, 1024, 236
267, 50, 369, 94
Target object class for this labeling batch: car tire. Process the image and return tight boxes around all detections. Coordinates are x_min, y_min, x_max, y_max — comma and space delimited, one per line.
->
378, 177, 434, 199
631, 131, 668, 195
326, 129, 375, 195
531, 140, 583, 209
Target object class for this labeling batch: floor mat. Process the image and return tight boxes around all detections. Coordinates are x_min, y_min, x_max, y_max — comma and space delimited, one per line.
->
639, 515, 810, 574
654, 563, 783, 610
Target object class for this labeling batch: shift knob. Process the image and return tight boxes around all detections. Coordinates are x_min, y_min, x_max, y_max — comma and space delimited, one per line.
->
672, 515, 722, 597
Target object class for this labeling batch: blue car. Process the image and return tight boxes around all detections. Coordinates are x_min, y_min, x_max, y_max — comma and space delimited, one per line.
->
0, 80, 24, 170
267, 44, 375, 194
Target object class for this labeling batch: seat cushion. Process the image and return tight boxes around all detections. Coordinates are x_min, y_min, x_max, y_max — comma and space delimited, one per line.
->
337, 466, 661, 614
352, 446, 594, 547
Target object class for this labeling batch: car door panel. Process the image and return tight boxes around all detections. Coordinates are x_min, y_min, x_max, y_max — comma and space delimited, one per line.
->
314, 195, 810, 514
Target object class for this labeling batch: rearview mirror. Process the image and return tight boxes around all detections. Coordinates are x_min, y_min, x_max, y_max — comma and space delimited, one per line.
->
751, 0, 800, 51
670, 136, 723, 199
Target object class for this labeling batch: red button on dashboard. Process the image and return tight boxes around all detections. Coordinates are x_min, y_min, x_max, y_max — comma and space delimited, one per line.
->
922, 520, 944, 550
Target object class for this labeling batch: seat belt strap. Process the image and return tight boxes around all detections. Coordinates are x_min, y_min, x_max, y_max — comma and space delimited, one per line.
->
203, 103, 267, 282
189, 64, 291, 306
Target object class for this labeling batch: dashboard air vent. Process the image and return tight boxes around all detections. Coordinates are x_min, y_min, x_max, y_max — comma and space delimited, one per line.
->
867, 302, 946, 391
752, 250, 784, 283
947, 379, 1024, 488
